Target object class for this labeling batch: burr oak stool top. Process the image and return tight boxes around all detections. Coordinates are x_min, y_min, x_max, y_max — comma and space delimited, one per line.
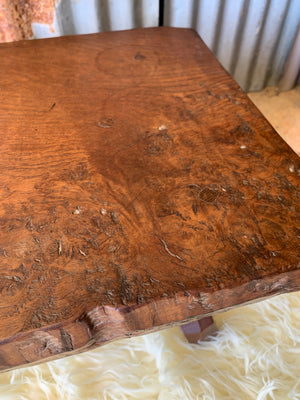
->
0, 27, 299, 372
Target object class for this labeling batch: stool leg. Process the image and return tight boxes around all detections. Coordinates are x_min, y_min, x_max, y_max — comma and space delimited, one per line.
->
180, 316, 217, 343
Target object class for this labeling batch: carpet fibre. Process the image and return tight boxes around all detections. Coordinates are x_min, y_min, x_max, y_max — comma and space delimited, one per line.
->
1, 291, 300, 399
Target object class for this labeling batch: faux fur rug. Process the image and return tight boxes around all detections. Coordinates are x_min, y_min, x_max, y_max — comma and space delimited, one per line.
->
1, 292, 299, 399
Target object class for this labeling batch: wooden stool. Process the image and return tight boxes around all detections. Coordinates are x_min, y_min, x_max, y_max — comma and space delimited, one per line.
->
0, 27, 298, 371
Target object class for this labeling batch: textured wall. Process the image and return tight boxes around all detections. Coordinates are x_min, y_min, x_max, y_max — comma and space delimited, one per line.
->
165, 0, 300, 91
0, 0, 57, 42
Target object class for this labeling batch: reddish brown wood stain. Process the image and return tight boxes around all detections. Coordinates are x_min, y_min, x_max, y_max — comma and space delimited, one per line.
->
0, 28, 299, 371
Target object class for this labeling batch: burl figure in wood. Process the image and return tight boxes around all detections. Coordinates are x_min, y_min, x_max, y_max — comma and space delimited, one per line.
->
0, 28, 299, 372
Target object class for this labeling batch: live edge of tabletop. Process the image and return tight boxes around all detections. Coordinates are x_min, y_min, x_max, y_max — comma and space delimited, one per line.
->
0, 27, 299, 372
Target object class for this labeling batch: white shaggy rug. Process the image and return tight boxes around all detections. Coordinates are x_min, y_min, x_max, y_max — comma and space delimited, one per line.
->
1, 291, 300, 399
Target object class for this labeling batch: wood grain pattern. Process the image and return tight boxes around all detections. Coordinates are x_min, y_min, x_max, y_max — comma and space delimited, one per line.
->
0, 27, 299, 372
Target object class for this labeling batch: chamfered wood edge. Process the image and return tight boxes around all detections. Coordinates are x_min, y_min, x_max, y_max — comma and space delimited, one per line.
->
0, 269, 299, 373
0, 26, 197, 48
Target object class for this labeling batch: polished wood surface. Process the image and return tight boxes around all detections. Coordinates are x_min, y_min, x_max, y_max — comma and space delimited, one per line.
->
0, 27, 299, 371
